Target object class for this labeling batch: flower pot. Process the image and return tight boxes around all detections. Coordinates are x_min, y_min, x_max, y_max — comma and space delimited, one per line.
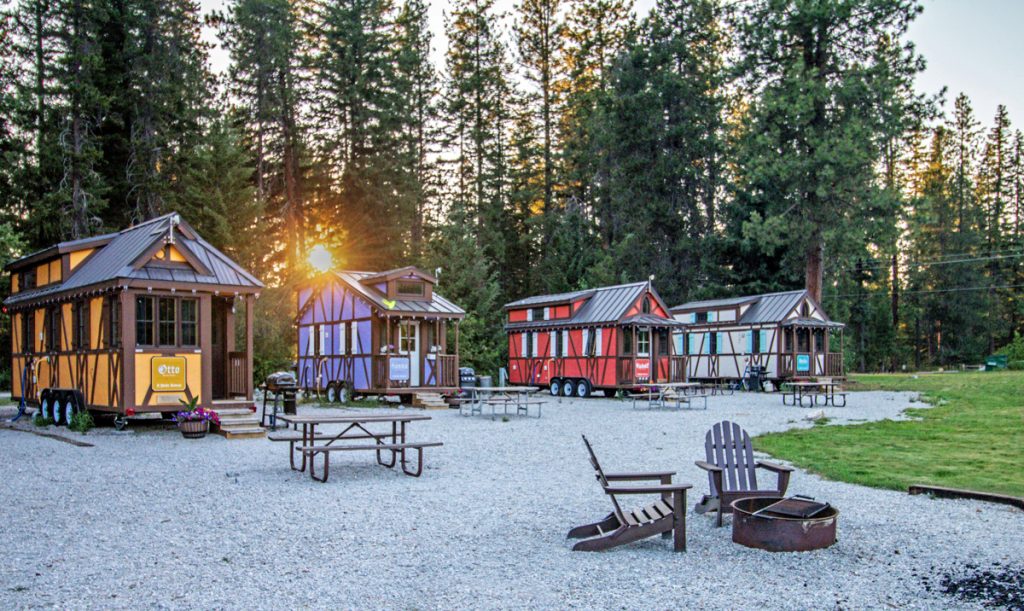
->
178, 419, 210, 439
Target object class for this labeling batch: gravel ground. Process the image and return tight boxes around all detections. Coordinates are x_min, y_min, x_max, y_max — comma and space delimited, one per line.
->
0, 390, 1020, 610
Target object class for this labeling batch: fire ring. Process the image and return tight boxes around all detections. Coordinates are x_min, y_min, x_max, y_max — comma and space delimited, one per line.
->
731, 496, 839, 552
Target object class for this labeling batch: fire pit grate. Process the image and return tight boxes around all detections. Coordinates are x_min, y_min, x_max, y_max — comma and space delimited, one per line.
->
732, 496, 839, 552
752, 495, 831, 519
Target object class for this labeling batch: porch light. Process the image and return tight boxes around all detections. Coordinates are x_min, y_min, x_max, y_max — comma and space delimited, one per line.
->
308, 244, 333, 273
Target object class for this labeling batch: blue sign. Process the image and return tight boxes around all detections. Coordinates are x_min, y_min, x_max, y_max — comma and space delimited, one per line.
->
389, 356, 410, 381
796, 354, 810, 372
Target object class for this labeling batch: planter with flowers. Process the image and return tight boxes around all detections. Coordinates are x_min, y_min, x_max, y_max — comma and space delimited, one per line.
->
174, 397, 220, 439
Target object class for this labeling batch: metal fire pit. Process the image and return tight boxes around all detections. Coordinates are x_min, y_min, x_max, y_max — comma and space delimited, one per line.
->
731, 496, 839, 552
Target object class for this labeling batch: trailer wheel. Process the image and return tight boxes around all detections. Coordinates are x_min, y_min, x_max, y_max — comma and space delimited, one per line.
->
62, 395, 77, 426
603, 388, 617, 398
576, 378, 592, 398
114, 416, 128, 431
549, 379, 561, 396
39, 389, 53, 422
51, 392, 66, 426
325, 382, 339, 403
562, 378, 576, 397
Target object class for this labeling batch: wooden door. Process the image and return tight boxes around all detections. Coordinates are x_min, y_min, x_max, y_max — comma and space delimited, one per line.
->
211, 300, 228, 399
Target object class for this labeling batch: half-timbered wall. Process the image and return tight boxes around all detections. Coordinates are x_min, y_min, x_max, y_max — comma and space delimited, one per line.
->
296, 281, 375, 391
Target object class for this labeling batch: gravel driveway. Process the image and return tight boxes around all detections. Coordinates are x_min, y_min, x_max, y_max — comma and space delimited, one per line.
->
0, 391, 1020, 609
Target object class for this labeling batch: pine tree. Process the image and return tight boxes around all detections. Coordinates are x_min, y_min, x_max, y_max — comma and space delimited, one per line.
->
220, 0, 306, 279
731, 0, 929, 303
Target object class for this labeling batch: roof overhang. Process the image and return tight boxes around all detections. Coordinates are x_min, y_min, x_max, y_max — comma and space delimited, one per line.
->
780, 317, 845, 329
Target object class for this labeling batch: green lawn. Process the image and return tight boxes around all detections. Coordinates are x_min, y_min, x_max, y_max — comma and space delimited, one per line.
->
754, 371, 1024, 497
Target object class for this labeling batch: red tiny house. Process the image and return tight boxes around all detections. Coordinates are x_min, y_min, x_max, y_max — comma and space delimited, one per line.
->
505, 282, 686, 397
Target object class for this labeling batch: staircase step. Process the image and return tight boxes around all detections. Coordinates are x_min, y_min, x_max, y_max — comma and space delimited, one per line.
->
218, 427, 266, 439
212, 407, 255, 416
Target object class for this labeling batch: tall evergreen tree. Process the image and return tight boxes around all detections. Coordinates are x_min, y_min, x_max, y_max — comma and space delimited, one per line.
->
731, 0, 929, 303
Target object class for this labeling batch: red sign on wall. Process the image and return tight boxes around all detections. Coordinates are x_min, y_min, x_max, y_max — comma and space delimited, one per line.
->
634, 358, 651, 380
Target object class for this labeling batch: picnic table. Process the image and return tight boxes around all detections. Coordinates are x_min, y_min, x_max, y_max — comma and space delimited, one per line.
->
629, 383, 708, 410
782, 381, 847, 407
459, 386, 544, 419
270, 413, 442, 482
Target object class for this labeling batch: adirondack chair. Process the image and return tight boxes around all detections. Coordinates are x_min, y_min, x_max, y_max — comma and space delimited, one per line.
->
694, 420, 794, 527
568, 436, 692, 552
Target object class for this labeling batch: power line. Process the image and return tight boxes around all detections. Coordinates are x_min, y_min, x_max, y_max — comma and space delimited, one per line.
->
834, 251, 1024, 274
827, 283, 1024, 300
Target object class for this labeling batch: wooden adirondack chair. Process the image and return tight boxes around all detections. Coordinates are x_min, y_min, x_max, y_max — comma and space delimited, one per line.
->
568, 436, 692, 552
694, 420, 794, 527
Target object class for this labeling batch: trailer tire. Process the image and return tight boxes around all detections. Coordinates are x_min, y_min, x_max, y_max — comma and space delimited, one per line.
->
562, 378, 576, 397
576, 378, 591, 398
51, 392, 66, 426
549, 379, 562, 396
325, 382, 339, 403
61, 394, 78, 426
40, 389, 54, 422
114, 416, 128, 431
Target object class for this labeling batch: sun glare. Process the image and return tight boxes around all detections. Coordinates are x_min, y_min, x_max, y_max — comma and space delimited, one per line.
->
308, 244, 334, 273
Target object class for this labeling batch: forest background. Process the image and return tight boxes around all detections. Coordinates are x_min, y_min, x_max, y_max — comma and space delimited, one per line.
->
0, 0, 1022, 383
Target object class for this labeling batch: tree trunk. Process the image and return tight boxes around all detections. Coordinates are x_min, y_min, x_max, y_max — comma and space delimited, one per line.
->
805, 234, 824, 303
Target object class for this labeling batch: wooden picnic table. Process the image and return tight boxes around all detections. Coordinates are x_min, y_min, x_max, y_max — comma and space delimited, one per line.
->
460, 386, 543, 419
631, 383, 708, 410
782, 381, 846, 407
272, 413, 440, 481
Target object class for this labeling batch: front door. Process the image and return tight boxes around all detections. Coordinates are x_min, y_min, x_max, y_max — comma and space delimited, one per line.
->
399, 321, 420, 386
211, 300, 229, 399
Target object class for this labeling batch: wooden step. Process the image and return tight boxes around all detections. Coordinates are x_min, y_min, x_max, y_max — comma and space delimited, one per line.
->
412, 392, 448, 410
219, 427, 266, 439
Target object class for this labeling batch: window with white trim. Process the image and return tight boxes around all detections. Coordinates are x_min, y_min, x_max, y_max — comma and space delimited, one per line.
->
637, 327, 651, 356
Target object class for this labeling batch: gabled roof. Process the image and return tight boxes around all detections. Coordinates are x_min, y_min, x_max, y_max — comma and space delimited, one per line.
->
504, 281, 678, 330
359, 266, 437, 285
5, 213, 263, 307
670, 289, 839, 327
330, 270, 465, 318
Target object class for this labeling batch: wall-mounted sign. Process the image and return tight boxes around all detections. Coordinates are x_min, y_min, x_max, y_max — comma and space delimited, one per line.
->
796, 354, 810, 373
389, 356, 410, 381
634, 358, 651, 380
151, 356, 187, 392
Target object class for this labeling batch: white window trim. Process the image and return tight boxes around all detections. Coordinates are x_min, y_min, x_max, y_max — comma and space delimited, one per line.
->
543, 307, 550, 321
520, 332, 527, 358
550, 331, 556, 357
351, 321, 360, 354
526, 309, 533, 322
595, 328, 603, 357
338, 324, 347, 355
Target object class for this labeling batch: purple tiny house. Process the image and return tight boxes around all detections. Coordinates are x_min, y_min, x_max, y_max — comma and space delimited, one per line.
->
295, 267, 466, 400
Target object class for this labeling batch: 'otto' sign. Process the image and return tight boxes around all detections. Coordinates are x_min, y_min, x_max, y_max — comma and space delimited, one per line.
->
634, 358, 651, 380
151, 356, 187, 391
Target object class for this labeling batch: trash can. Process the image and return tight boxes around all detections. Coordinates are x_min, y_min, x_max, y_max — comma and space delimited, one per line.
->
459, 367, 476, 398
282, 388, 297, 415
478, 375, 493, 388
985, 355, 1008, 370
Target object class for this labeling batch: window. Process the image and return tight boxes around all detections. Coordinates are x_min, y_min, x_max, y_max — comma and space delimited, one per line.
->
46, 306, 61, 352
21, 312, 33, 353
814, 329, 825, 352
801, 303, 811, 317
709, 332, 718, 355
136, 297, 155, 346
399, 322, 415, 353
797, 328, 810, 352
110, 298, 122, 348
73, 301, 89, 350
180, 299, 197, 346
622, 329, 633, 355
158, 298, 177, 345
525, 332, 534, 357
752, 330, 761, 353
584, 329, 594, 356
337, 323, 347, 355
350, 321, 360, 354
642, 297, 652, 314
695, 312, 708, 323
396, 281, 424, 297
22, 269, 36, 290
658, 329, 669, 355
531, 307, 545, 322
634, 329, 651, 358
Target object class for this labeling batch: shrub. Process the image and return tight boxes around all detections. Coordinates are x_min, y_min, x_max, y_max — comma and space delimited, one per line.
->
995, 334, 1024, 361
33, 414, 54, 427
1008, 360, 1024, 371
68, 410, 95, 433
0, 368, 10, 392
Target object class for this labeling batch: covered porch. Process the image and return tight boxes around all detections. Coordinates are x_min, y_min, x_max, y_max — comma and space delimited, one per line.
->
370, 315, 460, 392
777, 318, 845, 379
614, 315, 687, 386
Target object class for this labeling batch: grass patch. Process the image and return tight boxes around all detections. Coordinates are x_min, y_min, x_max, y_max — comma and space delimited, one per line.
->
754, 371, 1024, 497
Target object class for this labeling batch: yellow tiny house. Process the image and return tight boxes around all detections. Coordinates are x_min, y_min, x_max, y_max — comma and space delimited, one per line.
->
5, 213, 263, 429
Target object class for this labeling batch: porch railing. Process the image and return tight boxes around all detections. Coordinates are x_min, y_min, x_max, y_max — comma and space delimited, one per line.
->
669, 356, 687, 383
825, 352, 844, 377
779, 352, 844, 378
373, 354, 458, 389
228, 351, 247, 397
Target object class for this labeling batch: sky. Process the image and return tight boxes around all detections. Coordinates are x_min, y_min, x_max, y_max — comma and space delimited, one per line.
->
200, 0, 1024, 128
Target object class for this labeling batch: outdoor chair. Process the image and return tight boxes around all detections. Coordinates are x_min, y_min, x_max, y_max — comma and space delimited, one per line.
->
568, 436, 692, 552
694, 420, 794, 527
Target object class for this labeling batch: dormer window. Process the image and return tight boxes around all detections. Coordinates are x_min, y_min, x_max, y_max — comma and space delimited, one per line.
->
642, 297, 651, 314
695, 312, 709, 323
397, 281, 425, 297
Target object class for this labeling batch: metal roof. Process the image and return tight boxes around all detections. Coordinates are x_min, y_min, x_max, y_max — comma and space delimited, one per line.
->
504, 282, 659, 330
670, 295, 758, 311
333, 270, 465, 318
5, 213, 263, 307
621, 313, 686, 327
780, 317, 845, 329
503, 288, 595, 309
738, 291, 808, 324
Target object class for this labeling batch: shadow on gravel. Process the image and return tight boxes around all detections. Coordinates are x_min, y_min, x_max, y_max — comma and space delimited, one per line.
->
925, 563, 1024, 610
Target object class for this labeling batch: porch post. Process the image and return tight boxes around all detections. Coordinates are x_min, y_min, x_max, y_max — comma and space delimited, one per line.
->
199, 294, 213, 407
245, 294, 255, 401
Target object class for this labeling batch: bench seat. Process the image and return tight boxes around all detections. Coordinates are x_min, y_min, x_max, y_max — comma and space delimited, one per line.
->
298, 441, 443, 481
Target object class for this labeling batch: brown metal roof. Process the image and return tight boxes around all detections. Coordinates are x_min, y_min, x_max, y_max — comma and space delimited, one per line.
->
504, 281, 671, 330
5, 213, 263, 307
670, 289, 841, 327
333, 270, 465, 318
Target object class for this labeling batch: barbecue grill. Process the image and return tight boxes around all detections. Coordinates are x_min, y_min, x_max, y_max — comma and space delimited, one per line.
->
262, 371, 298, 428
